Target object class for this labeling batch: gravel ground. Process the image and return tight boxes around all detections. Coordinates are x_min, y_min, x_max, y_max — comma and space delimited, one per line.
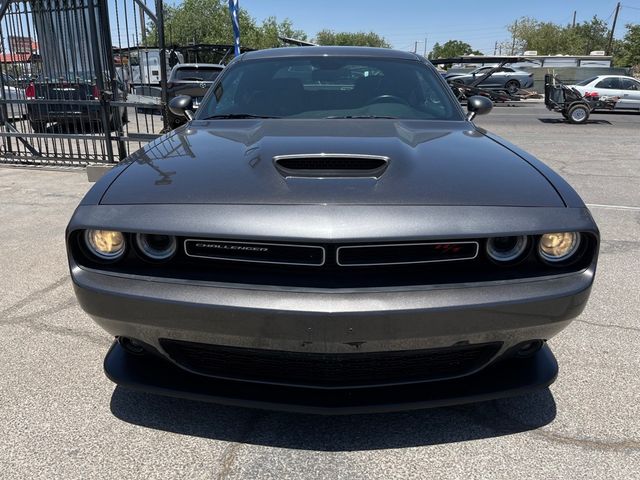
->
1, 103, 638, 479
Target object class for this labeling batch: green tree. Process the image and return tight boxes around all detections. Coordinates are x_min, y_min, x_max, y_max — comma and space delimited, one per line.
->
314, 30, 390, 48
258, 16, 308, 48
145, 0, 306, 50
428, 40, 482, 60
571, 16, 609, 54
506, 16, 609, 55
614, 24, 640, 69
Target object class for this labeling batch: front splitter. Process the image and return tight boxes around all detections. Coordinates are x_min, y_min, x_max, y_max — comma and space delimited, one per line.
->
104, 342, 558, 415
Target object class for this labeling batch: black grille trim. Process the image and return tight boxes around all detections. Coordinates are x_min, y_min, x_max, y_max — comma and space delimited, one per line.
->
159, 340, 503, 388
337, 241, 480, 266
184, 239, 326, 266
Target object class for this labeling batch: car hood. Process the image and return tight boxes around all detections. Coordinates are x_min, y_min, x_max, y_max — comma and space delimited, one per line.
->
100, 119, 564, 207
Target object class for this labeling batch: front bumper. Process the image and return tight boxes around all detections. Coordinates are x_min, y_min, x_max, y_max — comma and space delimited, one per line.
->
73, 264, 593, 357
73, 260, 592, 407
105, 340, 558, 415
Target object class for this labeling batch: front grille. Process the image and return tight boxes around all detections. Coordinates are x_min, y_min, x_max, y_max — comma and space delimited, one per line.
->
337, 241, 479, 266
160, 340, 502, 388
71, 231, 596, 289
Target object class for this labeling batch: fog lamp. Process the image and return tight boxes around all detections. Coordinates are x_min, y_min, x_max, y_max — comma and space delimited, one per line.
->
539, 232, 581, 262
84, 229, 126, 260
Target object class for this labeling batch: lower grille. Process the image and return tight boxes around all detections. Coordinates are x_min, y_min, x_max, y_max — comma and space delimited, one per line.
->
159, 340, 502, 388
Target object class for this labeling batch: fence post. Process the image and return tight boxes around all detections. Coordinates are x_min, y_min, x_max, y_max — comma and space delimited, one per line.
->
86, 0, 115, 163
156, 0, 168, 131
98, 0, 127, 160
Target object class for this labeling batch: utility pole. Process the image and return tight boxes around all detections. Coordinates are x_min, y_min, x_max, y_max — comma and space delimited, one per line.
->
607, 2, 621, 55
510, 19, 517, 55
413, 41, 418, 54
572, 11, 576, 28
423, 36, 428, 57
494, 41, 498, 56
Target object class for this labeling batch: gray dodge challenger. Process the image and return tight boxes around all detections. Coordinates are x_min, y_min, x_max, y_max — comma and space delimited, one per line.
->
66, 47, 599, 414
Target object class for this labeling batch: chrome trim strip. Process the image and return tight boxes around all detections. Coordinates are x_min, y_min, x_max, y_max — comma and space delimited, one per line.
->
273, 153, 390, 161
336, 241, 480, 267
184, 239, 326, 267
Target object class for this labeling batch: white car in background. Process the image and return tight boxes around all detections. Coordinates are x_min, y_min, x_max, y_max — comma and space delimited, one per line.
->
569, 75, 640, 112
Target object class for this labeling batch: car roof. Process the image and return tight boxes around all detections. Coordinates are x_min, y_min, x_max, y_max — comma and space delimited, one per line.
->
241, 46, 420, 61
173, 63, 225, 69
591, 75, 637, 80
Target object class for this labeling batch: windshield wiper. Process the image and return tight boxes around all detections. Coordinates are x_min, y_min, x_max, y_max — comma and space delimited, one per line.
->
324, 115, 398, 119
203, 113, 281, 119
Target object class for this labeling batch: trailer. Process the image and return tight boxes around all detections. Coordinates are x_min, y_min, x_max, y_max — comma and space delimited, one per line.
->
544, 73, 619, 124
431, 56, 537, 103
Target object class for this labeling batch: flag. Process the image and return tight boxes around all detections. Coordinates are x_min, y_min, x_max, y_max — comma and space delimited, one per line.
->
228, 0, 241, 57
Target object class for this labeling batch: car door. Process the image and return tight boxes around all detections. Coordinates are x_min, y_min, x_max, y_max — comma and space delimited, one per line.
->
475, 66, 503, 88
619, 78, 640, 110
593, 77, 625, 108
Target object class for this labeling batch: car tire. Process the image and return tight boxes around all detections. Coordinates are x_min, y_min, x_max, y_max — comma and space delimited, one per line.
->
567, 104, 589, 124
505, 80, 521, 94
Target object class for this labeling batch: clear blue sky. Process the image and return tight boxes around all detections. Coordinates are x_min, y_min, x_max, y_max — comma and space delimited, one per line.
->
240, 0, 640, 54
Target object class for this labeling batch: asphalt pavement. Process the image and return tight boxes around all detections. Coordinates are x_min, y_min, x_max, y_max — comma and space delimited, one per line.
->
1, 103, 639, 479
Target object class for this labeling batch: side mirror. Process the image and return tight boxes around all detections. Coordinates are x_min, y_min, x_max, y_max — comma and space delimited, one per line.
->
466, 95, 493, 121
168, 95, 194, 120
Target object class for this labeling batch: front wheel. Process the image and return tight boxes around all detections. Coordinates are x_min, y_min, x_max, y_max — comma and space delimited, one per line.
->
567, 104, 589, 124
505, 80, 521, 94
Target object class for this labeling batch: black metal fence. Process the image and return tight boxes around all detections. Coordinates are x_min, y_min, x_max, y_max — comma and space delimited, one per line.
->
0, 0, 168, 166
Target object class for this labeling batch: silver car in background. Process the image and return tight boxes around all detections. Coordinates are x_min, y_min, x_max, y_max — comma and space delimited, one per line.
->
568, 75, 640, 112
166, 63, 225, 128
445, 66, 534, 93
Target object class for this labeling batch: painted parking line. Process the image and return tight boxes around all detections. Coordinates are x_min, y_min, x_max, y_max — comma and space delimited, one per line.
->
587, 203, 640, 211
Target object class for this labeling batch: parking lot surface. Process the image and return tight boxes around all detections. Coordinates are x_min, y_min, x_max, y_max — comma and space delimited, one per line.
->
1, 103, 639, 479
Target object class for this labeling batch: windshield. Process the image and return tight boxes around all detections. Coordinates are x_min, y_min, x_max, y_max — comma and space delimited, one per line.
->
197, 56, 462, 120
575, 76, 598, 86
173, 67, 222, 81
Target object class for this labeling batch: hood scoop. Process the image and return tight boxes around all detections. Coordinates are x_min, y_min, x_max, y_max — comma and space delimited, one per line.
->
273, 154, 389, 178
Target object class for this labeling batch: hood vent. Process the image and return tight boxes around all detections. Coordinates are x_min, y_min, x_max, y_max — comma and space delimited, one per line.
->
273, 154, 389, 178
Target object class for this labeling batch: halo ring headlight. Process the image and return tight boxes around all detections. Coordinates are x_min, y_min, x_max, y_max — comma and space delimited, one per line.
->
135, 233, 177, 261
84, 229, 126, 260
538, 232, 581, 263
486, 235, 529, 263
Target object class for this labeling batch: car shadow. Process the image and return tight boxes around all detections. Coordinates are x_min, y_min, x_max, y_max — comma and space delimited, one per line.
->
538, 118, 612, 125
109, 386, 556, 451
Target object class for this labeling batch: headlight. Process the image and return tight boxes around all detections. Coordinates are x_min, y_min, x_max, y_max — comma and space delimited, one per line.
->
84, 229, 126, 260
486, 236, 528, 262
135, 233, 177, 260
538, 232, 581, 262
